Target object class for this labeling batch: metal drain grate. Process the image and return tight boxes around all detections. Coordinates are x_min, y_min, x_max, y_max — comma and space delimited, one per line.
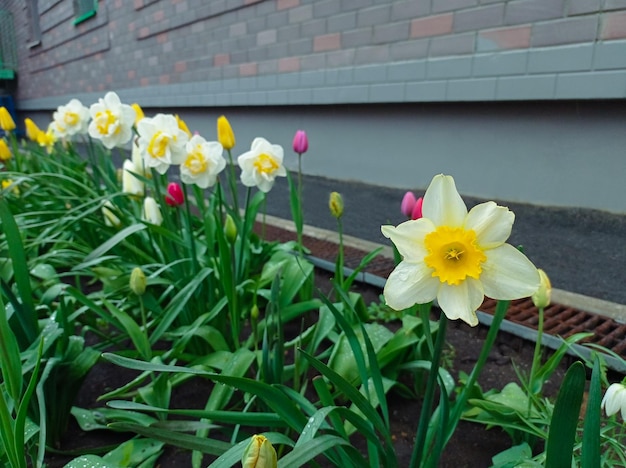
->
257, 222, 626, 365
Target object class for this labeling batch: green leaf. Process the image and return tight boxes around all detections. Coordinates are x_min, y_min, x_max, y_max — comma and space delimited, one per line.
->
278, 435, 353, 468
79, 223, 147, 266
208, 432, 294, 468
103, 438, 164, 467
103, 298, 151, 360
0, 294, 22, 401
64, 455, 113, 468
545, 361, 585, 468
581, 356, 601, 468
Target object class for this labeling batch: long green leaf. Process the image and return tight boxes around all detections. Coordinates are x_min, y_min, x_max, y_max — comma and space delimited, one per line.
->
545, 361, 585, 468
0, 294, 22, 402
102, 298, 151, 360
278, 435, 352, 468
208, 432, 294, 468
149, 267, 213, 343
0, 198, 38, 343
581, 356, 601, 468
79, 223, 147, 265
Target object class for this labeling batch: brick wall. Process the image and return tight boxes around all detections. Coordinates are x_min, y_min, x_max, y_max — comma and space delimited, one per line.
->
5, 0, 626, 109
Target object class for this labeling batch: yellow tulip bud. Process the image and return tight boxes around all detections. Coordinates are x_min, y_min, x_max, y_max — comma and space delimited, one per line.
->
329, 192, 344, 219
0, 107, 16, 132
217, 115, 235, 150
24, 118, 42, 141
531, 269, 551, 309
129, 267, 147, 296
241, 435, 277, 468
131, 103, 144, 125
0, 139, 11, 161
2, 180, 19, 196
175, 114, 192, 137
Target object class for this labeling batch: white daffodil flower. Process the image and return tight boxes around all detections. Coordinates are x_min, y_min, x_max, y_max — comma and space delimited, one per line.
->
122, 159, 144, 197
602, 383, 626, 420
180, 135, 226, 188
381, 174, 540, 327
88, 92, 136, 149
137, 113, 189, 175
52, 98, 90, 138
142, 197, 163, 226
237, 137, 287, 193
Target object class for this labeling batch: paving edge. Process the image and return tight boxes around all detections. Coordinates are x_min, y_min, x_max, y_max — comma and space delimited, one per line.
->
260, 213, 626, 324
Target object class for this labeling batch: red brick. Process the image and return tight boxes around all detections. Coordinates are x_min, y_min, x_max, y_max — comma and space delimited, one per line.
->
174, 61, 187, 73
128, 70, 136, 79
140, 78, 150, 86
602, 11, 626, 40
410, 14, 453, 38
159, 74, 170, 84
479, 25, 531, 49
134, 0, 143, 10
138, 27, 150, 39
153, 10, 165, 22
277, 0, 299, 10
278, 57, 300, 72
239, 62, 258, 76
214, 53, 230, 67
156, 33, 168, 44
314, 33, 341, 52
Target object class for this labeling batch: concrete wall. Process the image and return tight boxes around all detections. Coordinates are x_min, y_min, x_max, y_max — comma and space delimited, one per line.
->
3, 0, 626, 213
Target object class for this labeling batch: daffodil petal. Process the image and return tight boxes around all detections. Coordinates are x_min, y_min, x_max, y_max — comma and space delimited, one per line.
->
381, 218, 435, 262
481, 244, 539, 300
422, 174, 467, 227
437, 279, 483, 326
465, 201, 514, 249
383, 261, 439, 311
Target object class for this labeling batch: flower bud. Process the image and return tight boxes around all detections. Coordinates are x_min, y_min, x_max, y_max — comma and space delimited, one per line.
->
241, 435, 277, 468
131, 139, 146, 176
531, 268, 551, 309
2, 180, 19, 196
250, 304, 260, 321
400, 191, 416, 217
217, 116, 235, 150
131, 103, 144, 125
602, 382, 626, 420
143, 197, 163, 226
129, 267, 147, 296
0, 107, 16, 132
411, 197, 423, 220
224, 213, 237, 243
122, 159, 145, 197
0, 139, 11, 161
292, 130, 308, 154
24, 118, 42, 142
165, 182, 184, 207
102, 200, 122, 228
176, 114, 192, 137
329, 192, 344, 219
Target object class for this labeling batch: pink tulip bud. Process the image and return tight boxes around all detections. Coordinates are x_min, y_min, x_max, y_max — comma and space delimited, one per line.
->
166, 182, 184, 207
401, 191, 416, 217
292, 130, 308, 154
411, 197, 423, 220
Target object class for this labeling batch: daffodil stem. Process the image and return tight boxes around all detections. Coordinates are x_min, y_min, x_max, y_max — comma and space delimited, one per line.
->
226, 148, 239, 213
182, 184, 199, 274
410, 313, 448, 468
445, 299, 510, 446
237, 187, 252, 282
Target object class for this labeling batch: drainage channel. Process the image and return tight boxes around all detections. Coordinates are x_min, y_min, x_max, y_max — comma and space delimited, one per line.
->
257, 218, 626, 373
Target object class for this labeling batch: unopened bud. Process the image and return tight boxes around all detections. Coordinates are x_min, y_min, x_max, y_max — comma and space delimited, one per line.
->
224, 214, 237, 243
329, 192, 344, 219
250, 304, 260, 321
241, 434, 277, 468
531, 269, 551, 309
130, 267, 147, 296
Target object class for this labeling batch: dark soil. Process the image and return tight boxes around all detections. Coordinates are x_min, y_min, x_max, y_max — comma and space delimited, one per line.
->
44, 272, 572, 468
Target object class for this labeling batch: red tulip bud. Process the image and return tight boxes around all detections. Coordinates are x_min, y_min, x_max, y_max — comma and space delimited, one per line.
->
292, 130, 308, 154
411, 197, 423, 220
166, 182, 184, 207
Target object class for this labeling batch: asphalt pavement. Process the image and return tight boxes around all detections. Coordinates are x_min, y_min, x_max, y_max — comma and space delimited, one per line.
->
258, 173, 626, 306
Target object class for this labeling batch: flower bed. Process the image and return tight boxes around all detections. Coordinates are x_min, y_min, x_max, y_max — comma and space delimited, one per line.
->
0, 93, 624, 468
